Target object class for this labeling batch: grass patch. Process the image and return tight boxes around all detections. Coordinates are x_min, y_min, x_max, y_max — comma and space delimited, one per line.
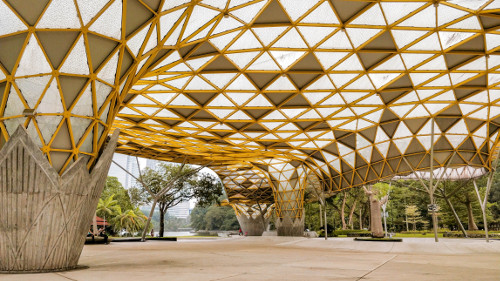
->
394, 233, 444, 238
354, 237, 403, 242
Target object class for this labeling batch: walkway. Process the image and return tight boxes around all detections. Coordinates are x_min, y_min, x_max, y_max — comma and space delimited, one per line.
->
2, 237, 500, 280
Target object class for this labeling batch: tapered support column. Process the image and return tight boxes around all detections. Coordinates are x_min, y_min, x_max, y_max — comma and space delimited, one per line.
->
269, 162, 307, 237
275, 208, 305, 237
274, 188, 305, 236
0, 126, 119, 273
233, 203, 273, 236
236, 214, 269, 236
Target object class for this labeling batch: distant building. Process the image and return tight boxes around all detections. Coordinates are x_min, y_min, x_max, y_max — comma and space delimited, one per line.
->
167, 201, 190, 219
107, 153, 140, 189
107, 153, 128, 187
125, 156, 140, 189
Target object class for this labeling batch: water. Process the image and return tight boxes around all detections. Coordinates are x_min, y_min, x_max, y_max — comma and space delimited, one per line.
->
154, 231, 195, 237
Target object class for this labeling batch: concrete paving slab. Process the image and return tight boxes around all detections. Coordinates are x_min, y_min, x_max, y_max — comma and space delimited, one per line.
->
1, 237, 499, 281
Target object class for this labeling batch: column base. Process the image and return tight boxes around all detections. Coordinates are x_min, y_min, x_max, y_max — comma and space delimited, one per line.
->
237, 215, 268, 236
0, 126, 119, 272
275, 215, 304, 236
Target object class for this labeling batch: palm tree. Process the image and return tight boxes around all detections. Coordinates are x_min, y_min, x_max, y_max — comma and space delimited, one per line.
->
113, 208, 148, 236
96, 194, 121, 228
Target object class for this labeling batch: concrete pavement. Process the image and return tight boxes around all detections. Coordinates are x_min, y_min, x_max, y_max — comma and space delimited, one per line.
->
1, 237, 499, 280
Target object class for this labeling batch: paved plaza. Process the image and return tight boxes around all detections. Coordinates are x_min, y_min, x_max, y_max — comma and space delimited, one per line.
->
2, 237, 499, 281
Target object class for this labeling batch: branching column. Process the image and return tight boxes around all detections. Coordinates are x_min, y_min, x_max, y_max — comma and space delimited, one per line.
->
232, 203, 274, 236
269, 162, 307, 236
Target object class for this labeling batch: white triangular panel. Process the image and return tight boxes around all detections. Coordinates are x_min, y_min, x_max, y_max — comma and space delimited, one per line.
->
89, 0, 122, 39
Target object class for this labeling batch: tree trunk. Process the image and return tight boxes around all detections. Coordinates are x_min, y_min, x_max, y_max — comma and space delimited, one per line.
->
367, 204, 371, 231
340, 192, 347, 230
465, 200, 478, 231
369, 197, 384, 238
348, 201, 357, 229
159, 205, 165, 237
365, 191, 384, 238
359, 208, 363, 230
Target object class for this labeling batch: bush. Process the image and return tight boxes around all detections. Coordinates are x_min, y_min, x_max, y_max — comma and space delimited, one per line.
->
346, 231, 371, 237
400, 231, 427, 235
334, 229, 369, 236
400, 230, 448, 235
443, 231, 500, 238
317, 229, 337, 237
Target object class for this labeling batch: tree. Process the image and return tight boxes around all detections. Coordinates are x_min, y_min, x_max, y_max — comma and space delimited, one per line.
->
404, 205, 423, 231
113, 208, 149, 235
397, 179, 469, 236
190, 204, 239, 231
128, 186, 148, 208
137, 163, 223, 237
96, 194, 121, 227
162, 214, 190, 231
363, 183, 389, 238
190, 205, 209, 231
489, 169, 500, 229
451, 182, 480, 231
101, 177, 133, 211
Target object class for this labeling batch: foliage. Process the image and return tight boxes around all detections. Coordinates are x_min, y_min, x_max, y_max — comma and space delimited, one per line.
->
113, 207, 149, 235
303, 168, 500, 234
95, 176, 150, 236
96, 194, 121, 221
372, 182, 392, 199
443, 231, 500, 238
333, 229, 371, 235
404, 205, 423, 231
128, 186, 148, 208
137, 165, 223, 207
190, 204, 239, 231
190, 205, 209, 231
162, 215, 190, 231
101, 177, 133, 211
136, 164, 223, 236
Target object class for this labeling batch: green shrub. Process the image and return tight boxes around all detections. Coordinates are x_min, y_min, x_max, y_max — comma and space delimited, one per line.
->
333, 229, 369, 236
400, 230, 448, 235
345, 231, 371, 237
317, 229, 338, 237
443, 231, 500, 238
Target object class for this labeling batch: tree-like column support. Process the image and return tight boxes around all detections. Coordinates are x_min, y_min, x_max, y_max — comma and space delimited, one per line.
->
402, 149, 457, 243
231, 202, 273, 236
237, 211, 269, 236
274, 188, 305, 237
237, 214, 267, 236
268, 162, 308, 237
0, 126, 119, 273
472, 148, 500, 243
